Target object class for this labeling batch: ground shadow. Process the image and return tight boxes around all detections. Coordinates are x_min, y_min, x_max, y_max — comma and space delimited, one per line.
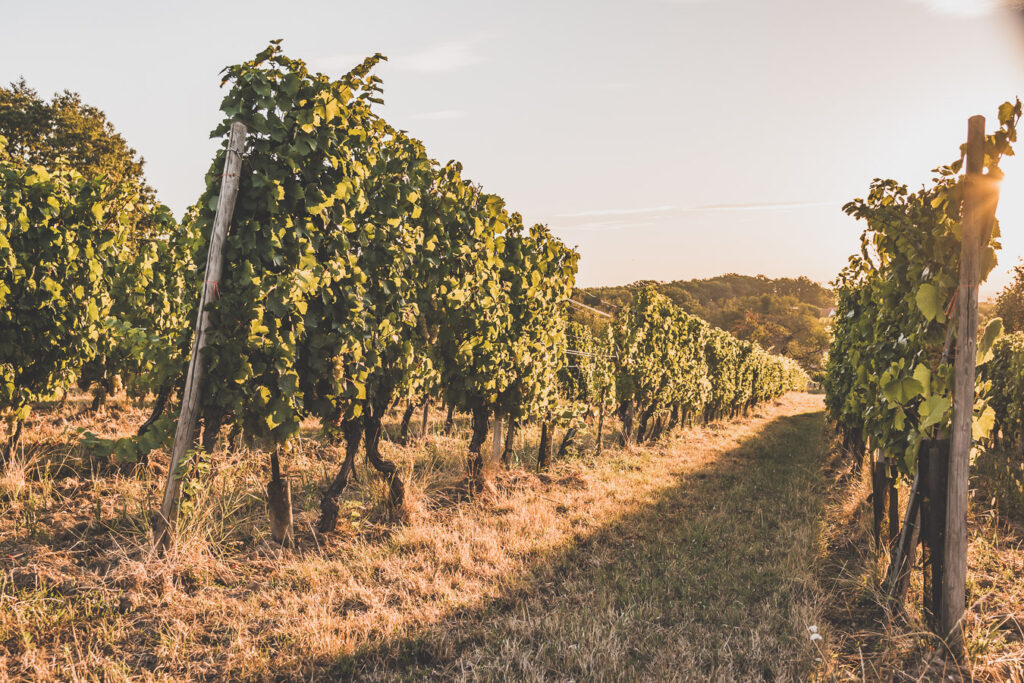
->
311, 408, 830, 681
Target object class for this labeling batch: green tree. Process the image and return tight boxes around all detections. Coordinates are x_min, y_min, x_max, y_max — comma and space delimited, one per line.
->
995, 259, 1024, 333
0, 79, 152, 198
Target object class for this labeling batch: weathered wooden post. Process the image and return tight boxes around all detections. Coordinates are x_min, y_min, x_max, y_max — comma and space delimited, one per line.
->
420, 400, 430, 439
491, 410, 503, 469
941, 115, 1000, 656
153, 122, 247, 551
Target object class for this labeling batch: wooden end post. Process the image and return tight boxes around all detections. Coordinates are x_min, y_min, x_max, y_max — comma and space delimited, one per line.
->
153, 122, 247, 551
940, 115, 992, 656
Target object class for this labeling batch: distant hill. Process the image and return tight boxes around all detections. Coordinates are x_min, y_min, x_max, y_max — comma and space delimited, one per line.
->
577, 274, 834, 376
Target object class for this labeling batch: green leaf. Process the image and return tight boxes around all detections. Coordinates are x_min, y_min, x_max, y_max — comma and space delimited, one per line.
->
915, 283, 945, 323
912, 363, 931, 397
973, 404, 996, 440
882, 376, 924, 404
918, 394, 951, 431
977, 317, 1003, 365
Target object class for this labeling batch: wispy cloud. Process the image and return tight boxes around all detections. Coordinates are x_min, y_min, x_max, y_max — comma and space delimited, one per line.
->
553, 220, 658, 232
907, 0, 1006, 15
693, 200, 835, 212
408, 109, 468, 121
311, 53, 366, 72
557, 205, 675, 218
547, 199, 833, 232
313, 38, 486, 76
392, 39, 485, 73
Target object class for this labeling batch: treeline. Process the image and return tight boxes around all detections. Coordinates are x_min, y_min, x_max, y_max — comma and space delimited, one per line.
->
580, 274, 832, 375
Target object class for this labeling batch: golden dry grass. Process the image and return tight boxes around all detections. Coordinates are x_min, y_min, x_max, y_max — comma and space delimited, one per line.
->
815, 436, 1024, 681
4, 391, 1022, 681
2, 392, 829, 681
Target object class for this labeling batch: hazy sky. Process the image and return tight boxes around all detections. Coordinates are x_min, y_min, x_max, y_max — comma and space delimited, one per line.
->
5, 0, 1024, 294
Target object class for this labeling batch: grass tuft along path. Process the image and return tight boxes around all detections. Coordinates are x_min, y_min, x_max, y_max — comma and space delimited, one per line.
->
346, 393, 829, 681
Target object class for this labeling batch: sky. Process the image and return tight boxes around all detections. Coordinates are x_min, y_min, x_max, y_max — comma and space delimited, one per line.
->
4, 0, 1024, 295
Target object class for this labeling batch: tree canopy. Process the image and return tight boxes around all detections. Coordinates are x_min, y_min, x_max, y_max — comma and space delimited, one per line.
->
995, 259, 1024, 333
0, 78, 152, 200
580, 274, 833, 375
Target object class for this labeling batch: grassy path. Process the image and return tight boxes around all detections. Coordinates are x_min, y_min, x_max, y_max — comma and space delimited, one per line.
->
2, 394, 830, 681
349, 394, 831, 680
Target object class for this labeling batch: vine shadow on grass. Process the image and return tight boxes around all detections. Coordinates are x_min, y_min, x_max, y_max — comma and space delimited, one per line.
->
314, 409, 829, 681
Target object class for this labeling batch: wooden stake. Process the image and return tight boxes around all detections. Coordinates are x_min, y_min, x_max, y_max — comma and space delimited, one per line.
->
153, 122, 247, 551
491, 411, 503, 469
885, 469, 921, 598
940, 115, 991, 656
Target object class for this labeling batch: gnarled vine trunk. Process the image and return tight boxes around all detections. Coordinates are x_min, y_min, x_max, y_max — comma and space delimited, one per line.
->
618, 401, 635, 446
557, 425, 578, 459
201, 405, 226, 454
467, 401, 490, 483
364, 398, 405, 510
501, 418, 517, 466
537, 421, 552, 471
137, 384, 171, 438
443, 402, 456, 435
636, 404, 655, 442
398, 400, 415, 445
317, 419, 363, 533
887, 462, 900, 560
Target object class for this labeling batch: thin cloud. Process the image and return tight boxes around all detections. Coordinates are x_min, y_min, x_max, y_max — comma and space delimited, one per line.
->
313, 39, 486, 76
310, 53, 366, 72
408, 109, 468, 121
557, 205, 675, 218
693, 200, 835, 212
392, 39, 485, 73
553, 220, 658, 232
907, 0, 1005, 15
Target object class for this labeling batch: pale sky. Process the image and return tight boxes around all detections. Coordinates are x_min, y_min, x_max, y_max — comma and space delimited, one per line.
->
4, 0, 1024, 295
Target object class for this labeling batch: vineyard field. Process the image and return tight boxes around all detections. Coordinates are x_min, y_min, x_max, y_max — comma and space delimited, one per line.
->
4, 17, 1024, 682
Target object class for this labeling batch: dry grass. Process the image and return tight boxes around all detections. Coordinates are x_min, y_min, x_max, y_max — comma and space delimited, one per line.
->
814, 435, 1024, 681
5, 391, 1023, 680
1, 391, 835, 681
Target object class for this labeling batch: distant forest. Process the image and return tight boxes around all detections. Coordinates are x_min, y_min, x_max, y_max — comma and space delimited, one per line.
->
578, 274, 834, 376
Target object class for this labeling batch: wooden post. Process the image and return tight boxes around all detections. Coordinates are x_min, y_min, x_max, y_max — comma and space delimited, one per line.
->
871, 450, 888, 549
922, 438, 950, 627
491, 411, 503, 469
153, 122, 246, 550
940, 115, 989, 655
885, 469, 920, 598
